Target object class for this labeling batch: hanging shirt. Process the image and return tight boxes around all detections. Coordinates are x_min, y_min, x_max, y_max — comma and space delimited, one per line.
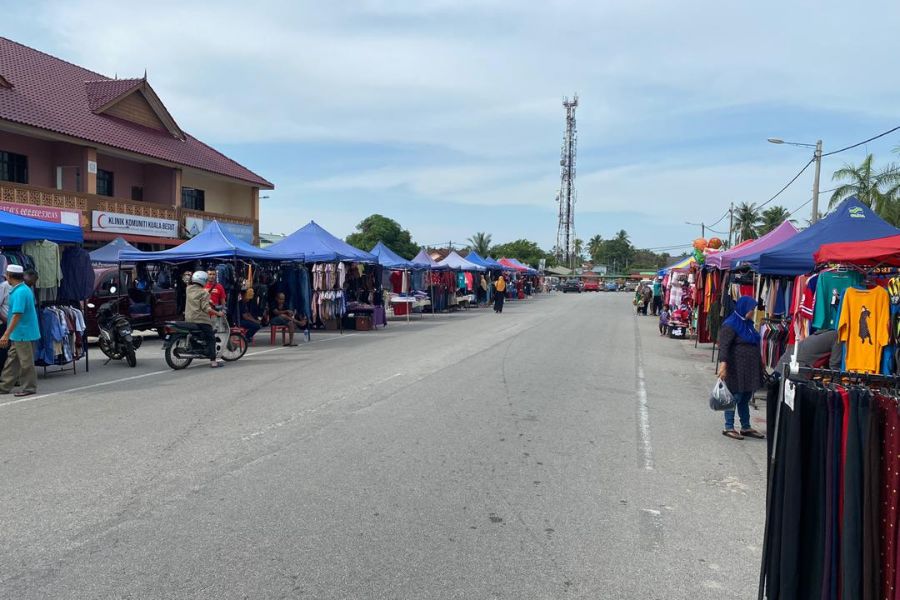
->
838, 286, 890, 374
813, 271, 863, 330
22, 240, 62, 289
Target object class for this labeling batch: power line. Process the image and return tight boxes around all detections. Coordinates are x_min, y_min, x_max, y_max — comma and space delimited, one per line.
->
755, 157, 816, 211
823, 125, 900, 157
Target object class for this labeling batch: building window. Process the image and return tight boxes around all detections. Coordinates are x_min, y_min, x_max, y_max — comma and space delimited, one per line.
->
131, 186, 143, 201
0, 150, 28, 184
181, 187, 205, 211
97, 169, 114, 197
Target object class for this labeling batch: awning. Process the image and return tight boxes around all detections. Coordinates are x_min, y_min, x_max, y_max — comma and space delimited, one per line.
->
814, 234, 900, 267
119, 221, 282, 262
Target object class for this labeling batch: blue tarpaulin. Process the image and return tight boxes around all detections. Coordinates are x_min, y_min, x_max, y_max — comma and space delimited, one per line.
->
370, 241, 413, 269
463, 251, 492, 268
119, 221, 281, 262
740, 197, 900, 275
0, 209, 83, 245
267, 221, 375, 263
90, 237, 139, 264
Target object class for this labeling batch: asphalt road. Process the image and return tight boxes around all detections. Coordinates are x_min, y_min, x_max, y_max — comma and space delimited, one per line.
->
0, 292, 767, 599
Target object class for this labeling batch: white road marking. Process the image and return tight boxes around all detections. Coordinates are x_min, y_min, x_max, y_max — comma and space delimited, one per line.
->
634, 315, 654, 471
0, 333, 360, 409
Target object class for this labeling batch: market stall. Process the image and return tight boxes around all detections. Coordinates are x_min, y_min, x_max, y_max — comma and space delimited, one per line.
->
119, 220, 287, 326
436, 251, 485, 310
0, 208, 90, 376
267, 221, 381, 331
370, 241, 420, 320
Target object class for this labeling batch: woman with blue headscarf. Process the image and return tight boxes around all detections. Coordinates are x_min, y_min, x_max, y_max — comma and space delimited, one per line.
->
717, 295, 766, 440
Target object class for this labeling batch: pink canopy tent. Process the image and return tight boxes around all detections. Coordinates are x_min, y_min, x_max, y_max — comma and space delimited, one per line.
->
704, 221, 799, 270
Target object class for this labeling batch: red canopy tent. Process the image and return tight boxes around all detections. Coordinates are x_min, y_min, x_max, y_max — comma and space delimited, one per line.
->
498, 258, 528, 272
814, 234, 900, 267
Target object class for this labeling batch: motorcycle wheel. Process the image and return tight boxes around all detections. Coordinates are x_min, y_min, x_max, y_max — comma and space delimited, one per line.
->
164, 336, 193, 370
125, 344, 137, 368
220, 332, 248, 362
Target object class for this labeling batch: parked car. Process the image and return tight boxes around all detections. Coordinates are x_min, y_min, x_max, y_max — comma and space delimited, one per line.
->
561, 278, 582, 293
624, 280, 640, 293
84, 266, 180, 338
582, 278, 600, 292
604, 281, 618, 292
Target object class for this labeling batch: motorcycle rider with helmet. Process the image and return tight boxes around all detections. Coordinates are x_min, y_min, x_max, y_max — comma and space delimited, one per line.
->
185, 271, 225, 368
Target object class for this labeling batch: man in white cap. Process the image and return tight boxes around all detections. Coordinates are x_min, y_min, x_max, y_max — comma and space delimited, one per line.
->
0, 264, 40, 396
0, 266, 11, 370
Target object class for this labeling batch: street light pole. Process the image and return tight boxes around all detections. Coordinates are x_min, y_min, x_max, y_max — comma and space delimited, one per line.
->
767, 137, 823, 224
811, 140, 822, 224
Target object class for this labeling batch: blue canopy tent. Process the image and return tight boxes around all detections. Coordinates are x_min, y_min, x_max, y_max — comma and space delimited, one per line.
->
370, 241, 414, 269
119, 221, 282, 262
0, 208, 83, 245
464, 251, 492, 269
740, 197, 900, 275
267, 221, 375, 263
90, 236, 139, 264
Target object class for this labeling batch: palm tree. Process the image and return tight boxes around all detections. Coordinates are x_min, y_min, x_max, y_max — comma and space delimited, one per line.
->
467, 232, 492, 256
829, 153, 900, 216
574, 238, 585, 260
733, 202, 760, 242
757, 205, 793, 236
587, 235, 603, 263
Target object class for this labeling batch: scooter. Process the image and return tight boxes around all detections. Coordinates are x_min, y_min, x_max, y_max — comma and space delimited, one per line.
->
162, 308, 248, 370
89, 286, 141, 367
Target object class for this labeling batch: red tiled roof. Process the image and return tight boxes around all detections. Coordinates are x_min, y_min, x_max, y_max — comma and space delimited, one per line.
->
84, 78, 143, 111
0, 37, 273, 188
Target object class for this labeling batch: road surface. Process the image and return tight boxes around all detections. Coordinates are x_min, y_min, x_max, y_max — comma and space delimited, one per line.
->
0, 292, 766, 599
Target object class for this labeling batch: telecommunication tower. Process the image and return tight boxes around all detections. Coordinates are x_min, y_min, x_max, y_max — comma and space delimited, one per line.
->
555, 95, 578, 269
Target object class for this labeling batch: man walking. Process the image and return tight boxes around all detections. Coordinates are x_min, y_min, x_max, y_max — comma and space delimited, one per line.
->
0, 265, 40, 397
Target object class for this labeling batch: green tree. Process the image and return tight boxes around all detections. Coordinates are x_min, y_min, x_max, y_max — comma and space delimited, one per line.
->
467, 232, 492, 256
345, 214, 418, 259
829, 154, 900, 222
490, 239, 553, 268
733, 202, 760, 242
587, 235, 604, 263
574, 238, 585, 261
757, 205, 793, 236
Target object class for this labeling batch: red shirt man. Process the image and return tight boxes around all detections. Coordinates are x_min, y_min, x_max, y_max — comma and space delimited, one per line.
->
205, 270, 227, 307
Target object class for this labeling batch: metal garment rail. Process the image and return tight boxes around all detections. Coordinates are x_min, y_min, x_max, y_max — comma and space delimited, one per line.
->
756, 364, 900, 599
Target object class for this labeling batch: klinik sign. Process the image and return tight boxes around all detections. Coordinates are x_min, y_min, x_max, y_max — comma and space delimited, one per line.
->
92, 211, 178, 238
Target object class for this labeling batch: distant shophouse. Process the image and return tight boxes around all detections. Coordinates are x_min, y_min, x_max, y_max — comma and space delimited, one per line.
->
0, 37, 272, 247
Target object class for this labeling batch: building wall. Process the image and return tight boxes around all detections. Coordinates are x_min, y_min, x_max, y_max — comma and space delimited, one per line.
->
51, 141, 84, 191
96, 153, 145, 201
142, 163, 177, 205
181, 169, 254, 217
0, 130, 55, 187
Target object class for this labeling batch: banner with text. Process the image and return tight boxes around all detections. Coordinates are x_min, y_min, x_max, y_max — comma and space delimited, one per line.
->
185, 216, 254, 243
92, 211, 178, 238
0, 202, 81, 226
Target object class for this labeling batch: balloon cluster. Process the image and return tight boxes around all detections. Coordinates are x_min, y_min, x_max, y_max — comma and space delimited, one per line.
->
692, 238, 707, 265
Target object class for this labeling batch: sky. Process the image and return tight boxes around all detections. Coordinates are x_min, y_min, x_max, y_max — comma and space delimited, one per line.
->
5, 0, 900, 254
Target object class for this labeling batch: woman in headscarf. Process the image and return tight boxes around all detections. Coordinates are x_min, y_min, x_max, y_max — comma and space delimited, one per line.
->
493, 274, 507, 313
717, 295, 766, 440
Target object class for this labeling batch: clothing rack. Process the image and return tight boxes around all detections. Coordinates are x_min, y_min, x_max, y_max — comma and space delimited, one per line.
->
36, 299, 89, 376
757, 363, 900, 599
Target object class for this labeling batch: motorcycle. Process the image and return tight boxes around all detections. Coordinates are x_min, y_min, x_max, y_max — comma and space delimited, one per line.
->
89, 286, 141, 367
162, 308, 248, 370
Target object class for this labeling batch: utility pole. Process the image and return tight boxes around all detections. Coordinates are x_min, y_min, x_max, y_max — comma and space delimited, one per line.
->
811, 140, 822, 224
727, 202, 734, 248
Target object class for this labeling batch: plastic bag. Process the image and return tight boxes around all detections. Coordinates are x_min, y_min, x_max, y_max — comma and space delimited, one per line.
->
709, 378, 735, 411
